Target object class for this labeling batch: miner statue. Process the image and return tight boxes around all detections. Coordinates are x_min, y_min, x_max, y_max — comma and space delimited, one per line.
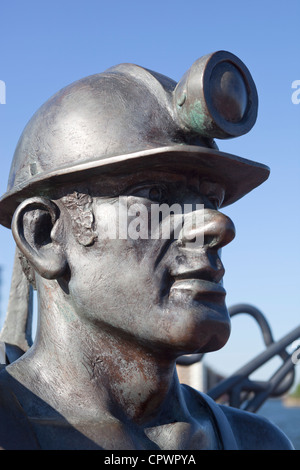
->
0, 51, 294, 449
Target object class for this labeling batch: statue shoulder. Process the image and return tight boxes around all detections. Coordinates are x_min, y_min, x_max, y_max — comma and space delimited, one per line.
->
0, 367, 39, 449
221, 403, 294, 450
182, 385, 293, 450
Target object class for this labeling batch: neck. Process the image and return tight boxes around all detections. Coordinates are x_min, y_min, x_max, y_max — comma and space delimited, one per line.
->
8, 279, 187, 427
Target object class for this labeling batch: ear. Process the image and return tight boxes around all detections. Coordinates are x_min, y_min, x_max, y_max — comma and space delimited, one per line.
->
11, 197, 68, 280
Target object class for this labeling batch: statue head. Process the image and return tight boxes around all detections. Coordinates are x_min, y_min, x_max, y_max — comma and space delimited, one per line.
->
0, 51, 269, 357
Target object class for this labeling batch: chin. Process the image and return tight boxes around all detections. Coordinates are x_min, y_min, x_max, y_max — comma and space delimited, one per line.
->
161, 298, 231, 356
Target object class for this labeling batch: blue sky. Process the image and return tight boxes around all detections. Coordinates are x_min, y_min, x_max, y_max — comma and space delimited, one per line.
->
0, 0, 299, 382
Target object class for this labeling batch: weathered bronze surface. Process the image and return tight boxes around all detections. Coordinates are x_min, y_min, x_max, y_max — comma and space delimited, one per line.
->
0, 51, 294, 449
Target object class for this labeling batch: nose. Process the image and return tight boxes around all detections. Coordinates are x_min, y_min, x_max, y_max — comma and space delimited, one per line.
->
179, 208, 236, 250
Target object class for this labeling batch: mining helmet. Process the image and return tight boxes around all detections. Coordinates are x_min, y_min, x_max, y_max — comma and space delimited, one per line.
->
0, 50, 269, 229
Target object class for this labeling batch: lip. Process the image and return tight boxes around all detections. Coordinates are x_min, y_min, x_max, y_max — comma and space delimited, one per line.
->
171, 278, 226, 297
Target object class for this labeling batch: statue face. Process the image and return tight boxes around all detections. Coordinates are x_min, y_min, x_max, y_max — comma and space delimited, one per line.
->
63, 169, 235, 356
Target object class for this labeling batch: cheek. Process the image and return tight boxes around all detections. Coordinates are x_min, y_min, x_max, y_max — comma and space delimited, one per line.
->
67, 242, 161, 327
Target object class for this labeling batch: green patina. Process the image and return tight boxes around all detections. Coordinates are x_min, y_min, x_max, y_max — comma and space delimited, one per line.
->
188, 100, 207, 131
179, 99, 209, 134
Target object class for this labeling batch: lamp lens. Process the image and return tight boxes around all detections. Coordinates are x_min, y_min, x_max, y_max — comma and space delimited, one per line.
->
210, 62, 248, 123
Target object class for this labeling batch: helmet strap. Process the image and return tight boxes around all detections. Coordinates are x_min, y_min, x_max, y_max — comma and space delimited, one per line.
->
0, 248, 33, 361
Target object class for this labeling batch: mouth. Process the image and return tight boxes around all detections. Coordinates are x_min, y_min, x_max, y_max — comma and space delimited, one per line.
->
172, 278, 226, 296
169, 269, 226, 301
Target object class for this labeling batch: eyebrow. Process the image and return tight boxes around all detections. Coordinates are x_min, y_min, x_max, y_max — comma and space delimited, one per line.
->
80, 171, 225, 201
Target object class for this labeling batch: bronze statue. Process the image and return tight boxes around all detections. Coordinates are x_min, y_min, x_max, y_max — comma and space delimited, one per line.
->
0, 51, 294, 449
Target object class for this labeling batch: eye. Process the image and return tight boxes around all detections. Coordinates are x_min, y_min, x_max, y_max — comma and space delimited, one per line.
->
199, 180, 225, 209
130, 184, 168, 203
148, 186, 166, 202
207, 195, 222, 209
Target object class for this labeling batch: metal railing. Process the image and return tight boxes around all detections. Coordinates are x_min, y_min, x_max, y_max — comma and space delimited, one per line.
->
177, 304, 300, 412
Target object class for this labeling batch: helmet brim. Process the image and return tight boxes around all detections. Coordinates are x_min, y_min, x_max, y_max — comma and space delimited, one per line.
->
0, 144, 269, 229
